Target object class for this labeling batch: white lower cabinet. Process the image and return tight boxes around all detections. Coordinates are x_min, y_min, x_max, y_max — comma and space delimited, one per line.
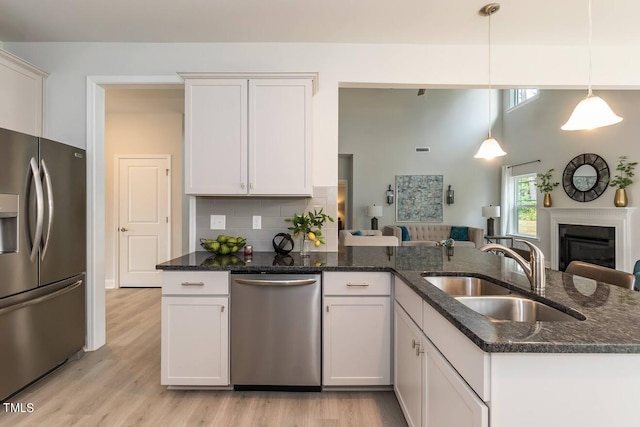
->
424, 337, 488, 427
322, 272, 392, 387
394, 277, 488, 427
161, 271, 230, 386
161, 296, 229, 386
394, 302, 425, 427
324, 296, 391, 386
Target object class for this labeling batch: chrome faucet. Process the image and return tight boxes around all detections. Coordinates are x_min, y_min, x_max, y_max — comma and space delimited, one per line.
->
479, 240, 546, 293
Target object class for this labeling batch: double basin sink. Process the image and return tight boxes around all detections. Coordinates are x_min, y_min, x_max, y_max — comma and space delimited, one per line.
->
423, 275, 585, 322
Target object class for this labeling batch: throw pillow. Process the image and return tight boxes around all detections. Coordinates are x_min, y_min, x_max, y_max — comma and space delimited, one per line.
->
450, 226, 469, 241
399, 226, 411, 241
352, 230, 362, 236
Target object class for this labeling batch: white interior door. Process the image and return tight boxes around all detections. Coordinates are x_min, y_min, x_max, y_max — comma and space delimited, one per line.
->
117, 156, 171, 287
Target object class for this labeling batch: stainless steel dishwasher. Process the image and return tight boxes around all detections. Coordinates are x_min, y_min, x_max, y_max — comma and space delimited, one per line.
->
231, 273, 321, 391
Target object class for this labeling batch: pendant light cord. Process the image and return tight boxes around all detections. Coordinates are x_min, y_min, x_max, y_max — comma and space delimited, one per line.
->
487, 11, 492, 138
587, 0, 593, 97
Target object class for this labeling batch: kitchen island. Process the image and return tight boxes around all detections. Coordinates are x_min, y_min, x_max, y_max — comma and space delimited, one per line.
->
158, 246, 640, 427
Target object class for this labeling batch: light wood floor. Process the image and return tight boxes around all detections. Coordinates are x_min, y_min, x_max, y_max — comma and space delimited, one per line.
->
1, 288, 407, 426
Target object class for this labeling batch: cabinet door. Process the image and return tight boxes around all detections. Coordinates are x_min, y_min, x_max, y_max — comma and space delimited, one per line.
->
323, 296, 391, 386
249, 79, 312, 196
394, 302, 423, 427
0, 49, 46, 136
424, 336, 488, 427
161, 296, 229, 386
184, 79, 248, 195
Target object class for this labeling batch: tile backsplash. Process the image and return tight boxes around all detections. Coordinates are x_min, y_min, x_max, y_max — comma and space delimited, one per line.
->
195, 186, 338, 252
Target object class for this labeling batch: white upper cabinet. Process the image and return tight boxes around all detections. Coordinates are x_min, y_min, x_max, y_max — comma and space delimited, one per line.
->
184, 79, 248, 195
182, 73, 316, 196
0, 49, 48, 136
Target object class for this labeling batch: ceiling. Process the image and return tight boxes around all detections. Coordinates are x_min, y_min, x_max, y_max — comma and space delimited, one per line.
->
1, 0, 638, 45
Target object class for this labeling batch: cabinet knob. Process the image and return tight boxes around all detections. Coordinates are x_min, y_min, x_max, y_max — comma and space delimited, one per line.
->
412, 339, 417, 349
416, 344, 424, 356
241, 183, 246, 189
249, 182, 254, 190
120, 227, 128, 232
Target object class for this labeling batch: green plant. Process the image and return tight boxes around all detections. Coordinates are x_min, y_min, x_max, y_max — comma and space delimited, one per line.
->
285, 208, 334, 246
609, 156, 638, 189
535, 169, 560, 194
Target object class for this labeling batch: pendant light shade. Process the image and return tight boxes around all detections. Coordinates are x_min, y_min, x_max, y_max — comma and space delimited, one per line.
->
561, 93, 623, 131
474, 137, 507, 159
474, 3, 507, 160
561, 0, 622, 131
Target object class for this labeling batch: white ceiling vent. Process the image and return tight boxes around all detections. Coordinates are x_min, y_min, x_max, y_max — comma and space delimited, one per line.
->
415, 147, 431, 153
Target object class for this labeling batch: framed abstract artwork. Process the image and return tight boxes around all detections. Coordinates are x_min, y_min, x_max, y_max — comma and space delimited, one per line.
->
395, 175, 443, 222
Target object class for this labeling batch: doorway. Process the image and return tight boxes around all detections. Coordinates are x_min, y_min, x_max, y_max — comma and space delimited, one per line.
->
115, 155, 171, 287
104, 86, 185, 289
338, 154, 354, 229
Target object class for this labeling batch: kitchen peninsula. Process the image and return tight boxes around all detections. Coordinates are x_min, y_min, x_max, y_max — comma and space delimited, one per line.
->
157, 246, 640, 427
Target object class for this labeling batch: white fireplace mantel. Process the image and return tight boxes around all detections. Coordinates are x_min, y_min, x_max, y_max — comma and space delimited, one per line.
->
547, 207, 638, 272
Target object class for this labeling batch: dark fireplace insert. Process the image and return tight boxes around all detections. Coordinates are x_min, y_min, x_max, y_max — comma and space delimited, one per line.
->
559, 224, 615, 271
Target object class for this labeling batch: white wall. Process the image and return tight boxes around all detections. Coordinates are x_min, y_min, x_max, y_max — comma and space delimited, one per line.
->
339, 88, 502, 231
6, 42, 640, 189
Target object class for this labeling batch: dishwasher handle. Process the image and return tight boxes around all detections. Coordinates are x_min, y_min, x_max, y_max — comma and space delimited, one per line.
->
234, 278, 318, 287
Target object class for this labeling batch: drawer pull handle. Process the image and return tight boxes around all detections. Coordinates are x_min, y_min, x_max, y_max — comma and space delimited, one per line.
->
412, 339, 417, 349
181, 282, 205, 286
346, 282, 370, 287
221, 305, 225, 313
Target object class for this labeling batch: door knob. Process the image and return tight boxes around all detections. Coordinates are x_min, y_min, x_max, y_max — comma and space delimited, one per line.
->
120, 227, 128, 232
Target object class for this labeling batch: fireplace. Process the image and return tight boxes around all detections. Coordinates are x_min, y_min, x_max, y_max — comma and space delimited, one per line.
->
558, 224, 615, 271
548, 207, 637, 272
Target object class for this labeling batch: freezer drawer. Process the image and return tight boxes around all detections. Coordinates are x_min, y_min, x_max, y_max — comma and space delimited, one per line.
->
0, 274, 86, 401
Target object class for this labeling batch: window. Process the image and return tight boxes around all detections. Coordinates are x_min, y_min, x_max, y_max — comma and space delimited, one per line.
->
509, 89, 539, 109
513, 173, 537, 237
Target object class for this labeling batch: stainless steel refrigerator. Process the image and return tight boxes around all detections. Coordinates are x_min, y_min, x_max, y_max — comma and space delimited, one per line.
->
0, 127, 86, 401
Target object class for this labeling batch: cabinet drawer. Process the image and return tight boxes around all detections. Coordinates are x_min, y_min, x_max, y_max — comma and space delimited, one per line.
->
323, 272, 391, 296
394, 276, 423, 327
162, 271, 229, 295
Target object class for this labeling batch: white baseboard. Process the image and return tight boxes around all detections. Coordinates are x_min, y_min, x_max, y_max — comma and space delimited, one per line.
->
105, 279, 116, 289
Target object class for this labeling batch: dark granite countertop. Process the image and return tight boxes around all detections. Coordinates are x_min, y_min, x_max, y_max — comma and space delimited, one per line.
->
157, 246, 640, 354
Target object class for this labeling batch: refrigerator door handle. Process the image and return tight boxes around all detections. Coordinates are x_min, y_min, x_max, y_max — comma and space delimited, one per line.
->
0, 280, 83, 317
27, 157, 45, 262
40, 159, 54, 260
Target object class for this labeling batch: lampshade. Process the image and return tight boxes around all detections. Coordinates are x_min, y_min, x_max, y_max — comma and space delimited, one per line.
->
561, 0, 622, 131
474, 137, 506, 159
367, 205, 383, 218
482, 205, 500, 218
561, 94, 623, 131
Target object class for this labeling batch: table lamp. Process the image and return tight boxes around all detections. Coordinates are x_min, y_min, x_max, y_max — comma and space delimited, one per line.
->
367, 205, 383, 230
482, 205, 500, 236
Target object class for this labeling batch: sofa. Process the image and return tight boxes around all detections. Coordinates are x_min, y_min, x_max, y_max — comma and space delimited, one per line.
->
383, 225, 484, 248
339, 229, 400, 246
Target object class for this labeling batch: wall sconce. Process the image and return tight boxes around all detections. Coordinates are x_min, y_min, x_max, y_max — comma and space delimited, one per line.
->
446, 185, 454, 205
386, 185, 394, 205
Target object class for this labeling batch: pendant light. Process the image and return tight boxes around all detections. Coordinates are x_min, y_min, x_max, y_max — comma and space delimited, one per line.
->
474, 3, 507, 160
561, 0, 622, 131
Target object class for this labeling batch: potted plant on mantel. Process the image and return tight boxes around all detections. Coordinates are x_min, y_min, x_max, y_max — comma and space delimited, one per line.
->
609, 156, 638, 207
536, 169, 560, 207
